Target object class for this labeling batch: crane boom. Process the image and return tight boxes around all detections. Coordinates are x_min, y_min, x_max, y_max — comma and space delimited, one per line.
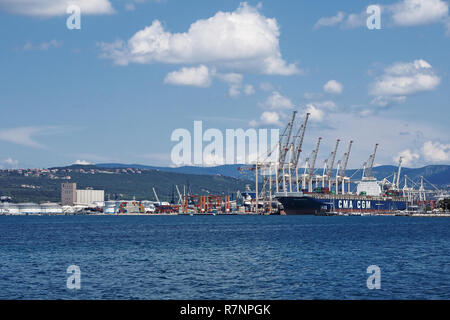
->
340, 140, 353, 178
277, 111, 297, 183
279, 111, 297, 167
175, 185, 182, 204
395, 157, 403, 189
152, 187, 160, 203
336, 160, 341, 177
365, 143, 379, 178
308, 137, 322, 177
326, 139, 340, 180
291, 113, 310, 169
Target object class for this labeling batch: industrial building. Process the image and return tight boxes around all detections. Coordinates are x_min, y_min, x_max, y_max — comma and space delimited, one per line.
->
61, 183, 104, 207
0, 202, 62, 215
76, 190, 104, 206
61, 183, 77, 206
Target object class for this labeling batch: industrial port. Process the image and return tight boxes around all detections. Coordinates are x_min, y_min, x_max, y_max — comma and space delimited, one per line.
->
0, 112, 449, 217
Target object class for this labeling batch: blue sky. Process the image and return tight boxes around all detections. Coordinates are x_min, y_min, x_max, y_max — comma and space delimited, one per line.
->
0, 0, 449, 169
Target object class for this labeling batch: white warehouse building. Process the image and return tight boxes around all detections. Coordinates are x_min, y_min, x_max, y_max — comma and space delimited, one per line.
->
61, 183, 104, 207
76, 190, 104, 206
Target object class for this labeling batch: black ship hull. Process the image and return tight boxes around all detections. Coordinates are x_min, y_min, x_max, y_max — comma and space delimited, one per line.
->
277, 194, 408, 215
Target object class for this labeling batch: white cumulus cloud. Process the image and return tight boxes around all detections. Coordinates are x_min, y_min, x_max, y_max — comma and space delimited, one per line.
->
99, 3, 300, 75
393, 141, 450, 166
249, 110, 282, 127
421, 141, 450, 162
0, 0, 114, 17
393, 149, 420, 166
217, 72, 243, 97
305, 104, 325, 122
260, 111, 281, 125
74, 160, 92, 165
323, 80, 343, 94
369, 59, 440, 106
390, 0, 449, 26
164, 65, 212, 87
259, 91, 294, 110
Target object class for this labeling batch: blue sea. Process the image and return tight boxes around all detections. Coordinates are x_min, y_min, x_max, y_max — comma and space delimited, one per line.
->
0, 215, 449, 300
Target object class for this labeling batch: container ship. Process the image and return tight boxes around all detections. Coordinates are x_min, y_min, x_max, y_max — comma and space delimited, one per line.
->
276, 179, 408, 215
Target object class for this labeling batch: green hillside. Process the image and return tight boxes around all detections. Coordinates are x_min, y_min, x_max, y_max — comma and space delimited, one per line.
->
0, 166, 252, 203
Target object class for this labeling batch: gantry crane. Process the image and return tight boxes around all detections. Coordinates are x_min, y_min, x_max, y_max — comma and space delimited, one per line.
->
278, 111, 297, 168
307, 137, 322, 192
339, 140, 353, 194
364, 143, 379, 179
335, 160, 341, 193
326, 139, 340, 187
395, 157, 403, 190
275, 111, 297, 185
290, 113, 310, 169
152, 187, 160, 204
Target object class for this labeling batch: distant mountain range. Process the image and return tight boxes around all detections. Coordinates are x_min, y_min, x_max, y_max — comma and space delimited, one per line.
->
98, 163, 450, 187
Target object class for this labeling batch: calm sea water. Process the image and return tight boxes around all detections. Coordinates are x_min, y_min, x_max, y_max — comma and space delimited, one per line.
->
0, 215, 449, 300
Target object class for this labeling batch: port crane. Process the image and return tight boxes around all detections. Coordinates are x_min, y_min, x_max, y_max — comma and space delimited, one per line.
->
364, 143, 379, 179
275, 111, 297, 186
175, 185, 183, 204
335, 160, 341, 194
307, 137, 322, 192
325, 139, 340, 189
286, 113, 310, 193
290, 113, 310, 169
152, 187, 160, 204
394, 157, 403, 190
338, 140, 353, 194
321, 160, 328, 188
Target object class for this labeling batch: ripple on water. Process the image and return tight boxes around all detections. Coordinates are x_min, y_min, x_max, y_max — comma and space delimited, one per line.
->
0, 215, 449, 299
